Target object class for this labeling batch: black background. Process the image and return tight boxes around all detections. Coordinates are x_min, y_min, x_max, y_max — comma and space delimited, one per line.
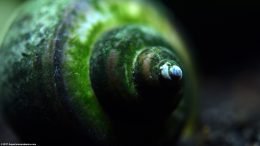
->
159, 2, 260, 145
161, 0, 260, 79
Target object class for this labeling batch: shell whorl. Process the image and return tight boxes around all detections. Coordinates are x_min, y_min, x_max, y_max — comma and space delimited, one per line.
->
90, 25, 184, 121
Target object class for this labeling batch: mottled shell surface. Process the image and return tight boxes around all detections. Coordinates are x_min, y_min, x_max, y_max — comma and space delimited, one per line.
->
0, 0, 196, 145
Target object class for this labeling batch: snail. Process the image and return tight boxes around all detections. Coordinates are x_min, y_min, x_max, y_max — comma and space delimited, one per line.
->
0, 0, 196, 145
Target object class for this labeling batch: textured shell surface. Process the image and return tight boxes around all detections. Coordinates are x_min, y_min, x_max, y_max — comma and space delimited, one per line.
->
0, 0, 196, 145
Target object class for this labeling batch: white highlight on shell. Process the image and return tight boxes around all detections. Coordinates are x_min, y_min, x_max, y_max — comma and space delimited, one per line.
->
76, 11, 110, 43
160, 62, 172, 80
160, 62, 183, 80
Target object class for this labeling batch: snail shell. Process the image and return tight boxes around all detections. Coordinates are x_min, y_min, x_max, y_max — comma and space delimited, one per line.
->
0, 0, 196, 145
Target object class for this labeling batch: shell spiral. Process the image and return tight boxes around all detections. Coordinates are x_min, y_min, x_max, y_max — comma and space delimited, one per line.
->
0, 0, 196, 145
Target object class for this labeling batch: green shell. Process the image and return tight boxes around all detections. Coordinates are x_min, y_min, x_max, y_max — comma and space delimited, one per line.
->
0, 0, 196, 145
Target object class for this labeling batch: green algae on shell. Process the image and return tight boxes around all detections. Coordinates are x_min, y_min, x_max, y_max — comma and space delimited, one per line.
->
0, 0, 196, 145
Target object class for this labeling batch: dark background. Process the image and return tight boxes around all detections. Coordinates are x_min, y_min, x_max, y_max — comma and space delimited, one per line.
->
160, 1, 260, 145
161, 0, 260, 79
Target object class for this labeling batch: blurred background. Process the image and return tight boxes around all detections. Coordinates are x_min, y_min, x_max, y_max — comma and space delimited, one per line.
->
161, 1, 260, 145
1, 0, 260, 145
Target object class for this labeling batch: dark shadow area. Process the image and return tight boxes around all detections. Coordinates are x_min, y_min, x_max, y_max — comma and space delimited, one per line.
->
161, 0, 260, 145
